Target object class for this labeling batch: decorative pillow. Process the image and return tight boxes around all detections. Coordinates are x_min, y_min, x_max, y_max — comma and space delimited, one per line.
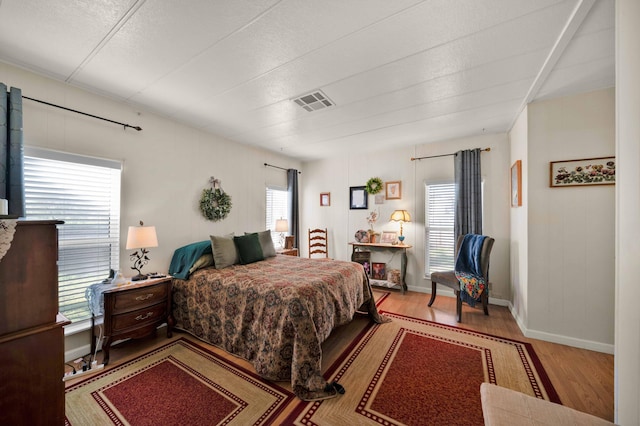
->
188, 253, 214, 274
246, 230, 276, 258
234, 233, 265, 265
210, 233, 238, 269
168, 240, 213, 279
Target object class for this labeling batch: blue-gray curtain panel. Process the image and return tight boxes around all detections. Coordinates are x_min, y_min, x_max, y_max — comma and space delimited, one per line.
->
0, 83, 25, 217
287, 169, 300, 249
454, 148, 482, 237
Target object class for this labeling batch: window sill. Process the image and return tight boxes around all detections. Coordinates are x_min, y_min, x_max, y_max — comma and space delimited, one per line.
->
64, 317, 99, 336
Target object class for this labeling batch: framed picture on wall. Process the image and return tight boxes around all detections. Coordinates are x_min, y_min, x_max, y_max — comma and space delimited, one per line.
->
385, 181, 401, 199
549, 156, 615, 187
511, 160, 522, 207
349, 186, 368, 209
320, 192, 330, 206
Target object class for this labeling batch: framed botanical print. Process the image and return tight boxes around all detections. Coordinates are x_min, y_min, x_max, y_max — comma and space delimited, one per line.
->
549, 156, 615, 187
320, 192, 330, 206
511, 160, 522, 207
385, 181, 401, 200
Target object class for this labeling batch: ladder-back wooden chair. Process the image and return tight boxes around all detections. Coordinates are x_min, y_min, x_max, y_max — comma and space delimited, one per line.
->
308, 228, 328, 258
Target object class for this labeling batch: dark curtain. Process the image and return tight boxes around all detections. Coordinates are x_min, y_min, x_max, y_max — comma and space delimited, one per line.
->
0, 83, 25, 217
454, 148, 482, 237
287, 169, 300, 249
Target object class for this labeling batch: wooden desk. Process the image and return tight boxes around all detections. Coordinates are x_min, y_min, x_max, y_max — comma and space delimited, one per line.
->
349, 242, 411, 293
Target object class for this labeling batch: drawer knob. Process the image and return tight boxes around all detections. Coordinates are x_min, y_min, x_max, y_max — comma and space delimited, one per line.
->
135, 312, 154, 321
135, 294, 154, 301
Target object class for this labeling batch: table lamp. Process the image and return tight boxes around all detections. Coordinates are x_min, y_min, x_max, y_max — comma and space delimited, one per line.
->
126, 220, 158, 281
390, 210, 411, 243
275, 218, 288, 248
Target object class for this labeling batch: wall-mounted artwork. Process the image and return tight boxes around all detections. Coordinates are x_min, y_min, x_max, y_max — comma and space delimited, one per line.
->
511, 160, 522, 207
550, 156, 615, 187
385, 181, 401, 200
349, 186, 368, 209
374, 194, 385, 204
320, 192, 330, 206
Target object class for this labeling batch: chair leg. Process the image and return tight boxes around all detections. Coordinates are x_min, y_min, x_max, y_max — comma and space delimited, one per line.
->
482, 291, 489, 316
455, 290, 462, 322
428, 281, 437, 307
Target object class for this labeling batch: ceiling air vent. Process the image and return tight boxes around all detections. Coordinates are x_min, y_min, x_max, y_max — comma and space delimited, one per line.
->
292, 90, 334, 112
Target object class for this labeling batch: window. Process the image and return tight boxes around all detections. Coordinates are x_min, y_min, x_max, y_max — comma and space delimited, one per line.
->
24, 147, 121, 322
425, 182, 455, 277
265, 186, 288, 248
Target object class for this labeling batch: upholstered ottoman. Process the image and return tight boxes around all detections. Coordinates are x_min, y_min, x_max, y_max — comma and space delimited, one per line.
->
480, 383, 615, 425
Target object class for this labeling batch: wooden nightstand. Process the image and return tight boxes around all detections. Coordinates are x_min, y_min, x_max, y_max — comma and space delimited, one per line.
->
277, 248, 298, 256
91, 276, 173, 365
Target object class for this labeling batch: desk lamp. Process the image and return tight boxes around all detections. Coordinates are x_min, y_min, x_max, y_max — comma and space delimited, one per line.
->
390, 210, 411, 243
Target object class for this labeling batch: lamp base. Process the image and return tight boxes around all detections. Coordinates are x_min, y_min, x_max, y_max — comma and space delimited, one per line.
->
131, 273, 148, 281
398, 235, 405, 243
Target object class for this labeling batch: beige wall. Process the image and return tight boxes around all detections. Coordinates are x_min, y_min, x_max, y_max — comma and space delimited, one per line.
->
301, 132, 512, 303
615, 0, 640, 423
509, 88, 616, 354
0, 61, 301, 359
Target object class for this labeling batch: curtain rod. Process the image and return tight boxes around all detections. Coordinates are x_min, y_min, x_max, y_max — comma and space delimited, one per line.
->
23, 96, 142, 131
410, 147, 491, 161
264, 163, 302, 174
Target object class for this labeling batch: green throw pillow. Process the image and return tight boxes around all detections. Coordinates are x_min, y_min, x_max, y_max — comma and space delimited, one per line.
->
234, 233, 265, 265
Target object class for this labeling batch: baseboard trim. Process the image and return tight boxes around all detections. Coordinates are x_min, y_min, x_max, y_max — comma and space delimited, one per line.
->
508, 303, 614, 354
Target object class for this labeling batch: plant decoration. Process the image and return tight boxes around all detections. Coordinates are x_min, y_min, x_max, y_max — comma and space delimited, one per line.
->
200, 177, 232, 222
365, 177, 384, 194
366, 210, 379, 235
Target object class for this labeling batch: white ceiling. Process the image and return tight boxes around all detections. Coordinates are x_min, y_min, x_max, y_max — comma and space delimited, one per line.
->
0, 0, 614, 161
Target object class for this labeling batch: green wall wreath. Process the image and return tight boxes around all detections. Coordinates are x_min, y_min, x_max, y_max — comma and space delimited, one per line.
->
200, 188, 232, 221
366, 177, 384, 194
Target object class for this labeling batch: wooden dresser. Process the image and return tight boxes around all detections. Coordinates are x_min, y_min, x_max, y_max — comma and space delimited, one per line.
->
95, 276, 173, 365
0, 220, 68, 426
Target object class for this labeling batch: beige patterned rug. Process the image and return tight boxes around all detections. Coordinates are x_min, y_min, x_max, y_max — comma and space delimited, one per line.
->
285, 310, 560, 426
65, 338, 294, 425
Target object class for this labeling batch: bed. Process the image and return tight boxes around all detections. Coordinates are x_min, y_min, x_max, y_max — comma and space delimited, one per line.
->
171, 252, 386, 401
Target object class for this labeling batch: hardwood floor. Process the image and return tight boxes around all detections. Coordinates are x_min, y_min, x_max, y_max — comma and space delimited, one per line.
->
66, 290, 614, 423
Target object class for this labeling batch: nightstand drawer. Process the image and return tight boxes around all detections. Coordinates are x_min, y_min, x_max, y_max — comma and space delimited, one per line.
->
111, 283, 168, 313
111, 303, 167, 332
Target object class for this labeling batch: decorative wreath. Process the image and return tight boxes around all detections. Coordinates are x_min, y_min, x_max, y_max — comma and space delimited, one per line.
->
200, 177, 232, 222
365, 177, 384, 194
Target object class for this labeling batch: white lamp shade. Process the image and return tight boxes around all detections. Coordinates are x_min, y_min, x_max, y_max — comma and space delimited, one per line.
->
126, 225, 158, 249
275, 219, 289, 232
390, 210, 411, 223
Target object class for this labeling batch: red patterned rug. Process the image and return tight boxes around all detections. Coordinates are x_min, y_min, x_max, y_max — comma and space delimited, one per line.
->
65, 338, 294, 425
286, 311, 560, 426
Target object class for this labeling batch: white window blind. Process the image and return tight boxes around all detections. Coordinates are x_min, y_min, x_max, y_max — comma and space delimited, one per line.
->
266, 187, 288, 248
24, 147, 121, 322
425, 182, 456, 276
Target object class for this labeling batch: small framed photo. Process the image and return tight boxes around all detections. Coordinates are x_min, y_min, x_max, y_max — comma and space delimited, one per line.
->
385, 181, 401, 200
374, 194, 385, 204
380, 231, 397, 244
550, 156, 615, 187
320, 192, 330, 206
372, 262, 386, 280
285, 235, 294, 249
511, 160, 522, 207
349, 186, 368, 210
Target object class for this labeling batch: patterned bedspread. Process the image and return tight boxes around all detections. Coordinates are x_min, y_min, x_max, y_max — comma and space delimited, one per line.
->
171, 255, 386, 400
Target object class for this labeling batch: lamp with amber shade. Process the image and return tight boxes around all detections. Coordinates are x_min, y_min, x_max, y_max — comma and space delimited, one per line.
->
390, 210, 411, 243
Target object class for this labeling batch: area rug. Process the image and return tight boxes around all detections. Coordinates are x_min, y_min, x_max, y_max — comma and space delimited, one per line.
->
371, 289, 390, 306
285, 311, 560, 426
65, 338, 295, 425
